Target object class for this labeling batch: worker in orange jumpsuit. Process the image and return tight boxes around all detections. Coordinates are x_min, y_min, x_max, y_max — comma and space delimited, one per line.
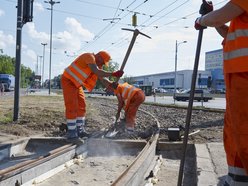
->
195, 1, 248, 185
61, 51, 124, 139
106, 80, 145, 133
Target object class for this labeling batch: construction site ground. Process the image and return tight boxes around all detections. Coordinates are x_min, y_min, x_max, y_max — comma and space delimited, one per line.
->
0, 92, 227, 185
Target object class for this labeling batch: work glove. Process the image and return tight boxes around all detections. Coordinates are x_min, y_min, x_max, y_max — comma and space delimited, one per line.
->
194, 17, 207, 30
112, 70, 124, 77
199, 0, 213, 15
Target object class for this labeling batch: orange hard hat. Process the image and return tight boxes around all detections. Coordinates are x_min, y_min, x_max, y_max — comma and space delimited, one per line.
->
98, 51, 111, 66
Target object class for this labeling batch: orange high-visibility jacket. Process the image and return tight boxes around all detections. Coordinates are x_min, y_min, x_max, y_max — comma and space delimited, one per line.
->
63, 53, 98, 91
223, 0, 248, 73
114, 83, 141, 111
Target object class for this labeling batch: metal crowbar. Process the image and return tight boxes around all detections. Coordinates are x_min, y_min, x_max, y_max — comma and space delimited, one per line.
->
177, 5, 206, 186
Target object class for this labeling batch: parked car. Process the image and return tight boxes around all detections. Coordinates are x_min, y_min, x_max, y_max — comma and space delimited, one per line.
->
0, 74, 15, 91
210, 89, 226, 94
173, 89, 213, 102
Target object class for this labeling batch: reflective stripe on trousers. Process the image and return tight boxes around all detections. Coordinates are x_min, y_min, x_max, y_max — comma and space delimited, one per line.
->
67, 119, 76, 130
76, 116, 85, 127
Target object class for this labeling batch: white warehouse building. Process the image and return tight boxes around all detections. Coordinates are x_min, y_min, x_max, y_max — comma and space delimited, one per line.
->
132, 70, 211, 90
131, 49, 225, 91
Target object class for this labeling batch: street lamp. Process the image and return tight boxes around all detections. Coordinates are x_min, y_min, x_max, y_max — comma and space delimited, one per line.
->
41, 43, 47, 88
44, 0, 60, 94
39, 55, 43, 75
174, 40, 187, 104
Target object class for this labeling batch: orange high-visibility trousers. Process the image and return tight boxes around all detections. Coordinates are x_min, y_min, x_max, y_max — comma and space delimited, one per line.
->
125, 90, 145, 128
61, 75, 86, 119
224, 72, 248, 177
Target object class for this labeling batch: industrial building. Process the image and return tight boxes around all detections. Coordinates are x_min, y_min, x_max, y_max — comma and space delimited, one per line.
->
132, 49, 225, 91
205, 49, 225, 90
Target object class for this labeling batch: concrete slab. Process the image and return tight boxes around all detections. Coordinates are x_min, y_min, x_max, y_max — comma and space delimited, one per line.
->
196, 143, 227, 186
207, 142, 227, 185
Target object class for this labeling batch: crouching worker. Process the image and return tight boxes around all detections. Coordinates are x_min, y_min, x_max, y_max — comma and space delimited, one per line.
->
61, 51, 124, 139
107, 81, 145, 133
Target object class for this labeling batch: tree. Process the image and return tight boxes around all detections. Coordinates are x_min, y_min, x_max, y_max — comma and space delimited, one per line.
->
0, 54, 35, 88
95, 60, 119, 89
0, 55, 15, 75
21, 65, 34, 88
53, 74, 61, 89
122, 75, 135, 85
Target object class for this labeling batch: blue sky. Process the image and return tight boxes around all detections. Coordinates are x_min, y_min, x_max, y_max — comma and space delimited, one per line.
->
1, 0, 228, 80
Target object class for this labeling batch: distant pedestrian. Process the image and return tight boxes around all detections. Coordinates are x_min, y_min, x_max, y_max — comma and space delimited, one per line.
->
0, 83, 4, 96
195, 0, 248, 185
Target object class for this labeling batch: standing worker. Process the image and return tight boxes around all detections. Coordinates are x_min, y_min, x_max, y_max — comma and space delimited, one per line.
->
195, 1, 248, 185
106, 80, 145, 133
61, 51, 124, 139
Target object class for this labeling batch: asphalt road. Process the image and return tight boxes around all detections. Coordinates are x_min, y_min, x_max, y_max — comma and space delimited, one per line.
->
145, 95, 226, 109
89, 94, 226, 110
2, 89, 226, 110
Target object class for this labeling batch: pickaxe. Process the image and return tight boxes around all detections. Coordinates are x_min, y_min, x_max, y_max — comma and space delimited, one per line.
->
115, 28, 151, 83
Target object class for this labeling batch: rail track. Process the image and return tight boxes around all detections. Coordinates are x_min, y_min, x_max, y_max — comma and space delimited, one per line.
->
0, 107, 198, 186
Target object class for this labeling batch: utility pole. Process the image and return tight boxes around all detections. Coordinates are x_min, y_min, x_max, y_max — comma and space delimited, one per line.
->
36, 55, 39, 75
14, 0, 34, 121
41, 43, 47, 88
14, 0, 23, 121
44, 0, 60, 95
39, 55, 43, 76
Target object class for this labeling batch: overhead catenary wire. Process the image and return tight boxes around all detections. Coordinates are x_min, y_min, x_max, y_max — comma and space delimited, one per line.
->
50, 0, 193, 53
105, 0, 228, 51
47, 0, 228, 55
105, 0, 190, 51
78, 0, 150, 52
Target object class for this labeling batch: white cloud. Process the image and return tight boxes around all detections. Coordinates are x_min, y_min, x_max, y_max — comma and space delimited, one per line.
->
51, 17, 95, 54
0, 9, 4, 16
65, 17, 94, 41
34, 2, 45, 12
26, 23, 49, 42
0, 31, 15, 49
25, 49, 37, 61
